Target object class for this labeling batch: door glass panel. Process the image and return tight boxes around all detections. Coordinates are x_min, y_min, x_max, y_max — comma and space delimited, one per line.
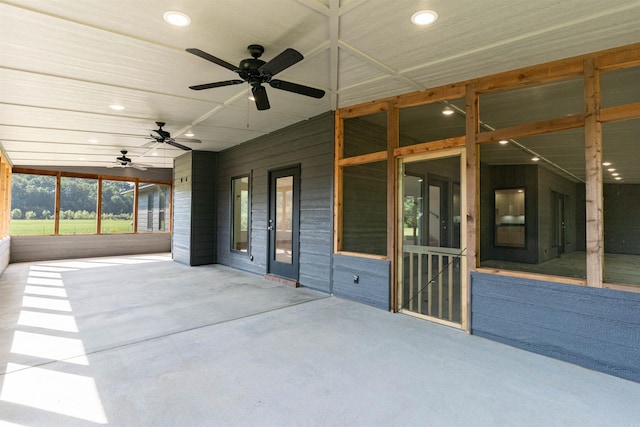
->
399, 154, 464, 325
275, 176, 293, 264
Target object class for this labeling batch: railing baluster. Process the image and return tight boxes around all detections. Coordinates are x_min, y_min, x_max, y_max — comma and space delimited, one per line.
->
438, 254, 443, 318
448, 257, 454, 321
417, 252, 422, 313
427, 253, 432, 316
409, 251, 414, 311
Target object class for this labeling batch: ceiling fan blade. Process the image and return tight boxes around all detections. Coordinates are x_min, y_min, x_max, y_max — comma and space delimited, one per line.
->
130, 163, 148, 171
166, 140, 192, 151
189, 80, 244, 91
269, 79, 325, 99
259, 48, 303, 77
186, 48, 238, 72
175, 138, 202, 144
252, 85, 270, 110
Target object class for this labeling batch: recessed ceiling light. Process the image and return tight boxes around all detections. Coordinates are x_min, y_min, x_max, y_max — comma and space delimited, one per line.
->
615, 176, 622, 180
442, 106, 454, 115
411, 10, 439, 26
88, 139, 99, 143
184, 131, 194, 137
611, 172, 620, 176
607, 168, 616, 172
152, 151, 159, 156
163, 11, 191, 27
603, 162, 612, 166
499, 139, 509, 145
109, 104, 125, 111
248, 95, 256, 101
531, 156, 540, 162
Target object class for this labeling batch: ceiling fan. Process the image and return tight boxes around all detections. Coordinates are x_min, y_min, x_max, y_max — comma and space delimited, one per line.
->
148, 121, 202, 151
108, 150, 151, 170
186, 44, 326, 110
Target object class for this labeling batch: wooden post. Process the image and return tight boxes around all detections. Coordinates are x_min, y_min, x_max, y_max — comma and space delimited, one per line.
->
387, 102, 398, 311
464, 83, 479, 331
584, 58, 604, 287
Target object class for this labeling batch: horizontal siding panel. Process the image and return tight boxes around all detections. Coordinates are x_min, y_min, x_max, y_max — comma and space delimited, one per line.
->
471, 272, 640, 383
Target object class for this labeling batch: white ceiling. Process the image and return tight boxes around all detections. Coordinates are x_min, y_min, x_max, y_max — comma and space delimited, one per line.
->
1, 0, 639, 169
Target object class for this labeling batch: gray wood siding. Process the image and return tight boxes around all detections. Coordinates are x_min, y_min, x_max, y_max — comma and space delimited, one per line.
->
332, 254, 390, 310
10, 233, 170, 263
172, 151, 217, 266
191, 151, 217, 265
216, 112, 334, 293
471, 271, 640, 383
172, 153, 193, 265
0, 236, 10, 274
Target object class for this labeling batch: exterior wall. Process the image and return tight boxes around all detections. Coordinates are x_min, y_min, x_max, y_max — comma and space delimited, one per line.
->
216, 112, 334, 293
332, 254, 390, 310
471, 272, 640, 382
0, 236, 9, 273
172, 153, 193, 265
172, 151, 218, 266
9, 233, 170, 263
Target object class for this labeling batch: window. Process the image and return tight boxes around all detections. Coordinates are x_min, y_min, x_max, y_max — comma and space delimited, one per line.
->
101, 180, 134, 234
231, 176, 250, 252
342, 161, 387, 255
137, 183, 170, 233
339, 109, 388, 256
399, 99, 466, 146
479, 128, 586, 279
10, 173, 56, 235
343, 113, 387, 157
603, 118, 640, 286
494, 188, 525, 248
59, 177, 97, 235
479, 77, 584, 130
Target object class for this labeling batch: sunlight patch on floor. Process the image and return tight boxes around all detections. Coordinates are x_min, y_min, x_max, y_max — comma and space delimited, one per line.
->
1, 363, 108, 424
1, 264, 107, 424
18, 310, 79, 332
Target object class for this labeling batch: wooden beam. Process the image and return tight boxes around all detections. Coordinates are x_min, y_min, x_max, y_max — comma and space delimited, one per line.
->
596, 42, 640, 71
394, 136, 465, 158
54, 173, 61, 235
396, 84, 466, 109
338, 101, 388, 118
337, 151, 387, 167
600, 102, 640, 123
584, 58, 604, 288
474, 59, 584, 93
475, 114, 585, 145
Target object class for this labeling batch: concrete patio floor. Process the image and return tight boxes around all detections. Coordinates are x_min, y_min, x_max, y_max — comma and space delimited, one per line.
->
0, 253, 639, 426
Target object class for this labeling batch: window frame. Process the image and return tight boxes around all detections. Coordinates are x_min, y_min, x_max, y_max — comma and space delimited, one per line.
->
9, 168, 171, 236
230, 174, 251, 254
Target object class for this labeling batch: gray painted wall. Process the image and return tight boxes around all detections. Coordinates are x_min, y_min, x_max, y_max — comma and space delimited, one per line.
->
215, 112, 334, 293
332, 254, 390, 310
10, 233, 170, 263
172, 151, 218, 266
0, 237, 9, 274
471, 271, 640, 382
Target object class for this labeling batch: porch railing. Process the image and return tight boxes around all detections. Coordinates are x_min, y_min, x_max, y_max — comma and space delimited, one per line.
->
403, 245, 464, 322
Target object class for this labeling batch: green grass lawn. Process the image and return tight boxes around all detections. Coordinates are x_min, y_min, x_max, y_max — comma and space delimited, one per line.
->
10, 219, 133, 235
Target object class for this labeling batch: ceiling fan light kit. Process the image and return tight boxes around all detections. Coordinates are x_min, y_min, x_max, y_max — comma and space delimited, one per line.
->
186, 44, 325, 110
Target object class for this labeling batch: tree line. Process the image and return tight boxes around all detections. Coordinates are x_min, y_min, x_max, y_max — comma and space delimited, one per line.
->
11, 174, 134, 220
